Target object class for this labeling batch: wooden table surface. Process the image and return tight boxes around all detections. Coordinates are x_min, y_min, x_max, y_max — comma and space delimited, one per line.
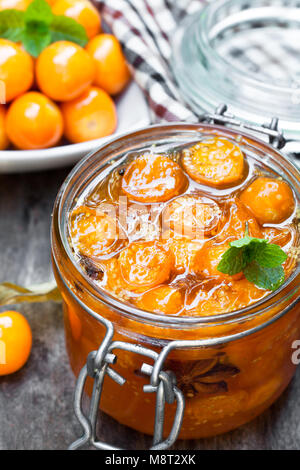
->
0, 167, 299, 450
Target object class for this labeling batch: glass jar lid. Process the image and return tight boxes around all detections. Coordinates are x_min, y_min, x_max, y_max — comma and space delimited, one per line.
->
171, 0, 300, 161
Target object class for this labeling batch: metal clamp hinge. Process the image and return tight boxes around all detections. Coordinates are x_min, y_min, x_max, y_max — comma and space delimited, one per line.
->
203, 104, 286, 150
69, 334, 185, 450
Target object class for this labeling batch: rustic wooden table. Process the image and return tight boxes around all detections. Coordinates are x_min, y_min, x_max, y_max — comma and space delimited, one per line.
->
0, 167, 299, 450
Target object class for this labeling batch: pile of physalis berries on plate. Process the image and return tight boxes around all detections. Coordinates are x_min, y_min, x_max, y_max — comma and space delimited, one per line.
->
68, 135, 300, 317
0, 0, 130, 150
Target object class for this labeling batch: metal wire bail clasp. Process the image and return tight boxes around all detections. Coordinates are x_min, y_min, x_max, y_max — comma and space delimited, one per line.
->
68, 317, 185, 450
205, 104, 286, 150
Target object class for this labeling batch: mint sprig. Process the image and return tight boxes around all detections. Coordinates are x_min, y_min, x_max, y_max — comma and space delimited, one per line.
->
0, 0, 88, 57
217, 227, 288, 291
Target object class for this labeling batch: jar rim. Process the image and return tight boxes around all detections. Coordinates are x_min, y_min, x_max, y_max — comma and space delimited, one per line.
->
201, 0, 300, 93
51, 123, 300, 329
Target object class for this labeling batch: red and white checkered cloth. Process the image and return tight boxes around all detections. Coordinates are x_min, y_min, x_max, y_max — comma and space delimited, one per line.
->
94, 0, 206, 123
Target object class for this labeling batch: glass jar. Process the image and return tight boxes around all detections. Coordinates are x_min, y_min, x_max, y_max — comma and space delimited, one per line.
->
51, 123, 300, 445
172, 0, 300, 154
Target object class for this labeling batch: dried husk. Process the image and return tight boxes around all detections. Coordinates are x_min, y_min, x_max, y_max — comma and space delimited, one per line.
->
0, 281, 62, 306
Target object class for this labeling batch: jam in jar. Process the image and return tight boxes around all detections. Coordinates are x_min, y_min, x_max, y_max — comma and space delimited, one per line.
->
52, 124, 300, 440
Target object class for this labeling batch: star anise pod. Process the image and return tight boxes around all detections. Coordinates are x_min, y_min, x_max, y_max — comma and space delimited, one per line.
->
167, 357, 240, 399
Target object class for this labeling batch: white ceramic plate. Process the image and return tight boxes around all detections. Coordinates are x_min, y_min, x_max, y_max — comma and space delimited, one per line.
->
0, 82, 150, 174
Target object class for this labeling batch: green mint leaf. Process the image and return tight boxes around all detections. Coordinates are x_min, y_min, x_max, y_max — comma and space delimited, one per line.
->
0, 10, 25, 42
230, 236, 266, 249
21, 0, 53, 56
22, 26, 51, 57
217, 246, 248, 275
24, 0, 53, 26
255, 243, 287, 268
217, 232, 287, 290
244, 261, 285, 291
218, 238, 267, 276
50, 15, 88, 46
